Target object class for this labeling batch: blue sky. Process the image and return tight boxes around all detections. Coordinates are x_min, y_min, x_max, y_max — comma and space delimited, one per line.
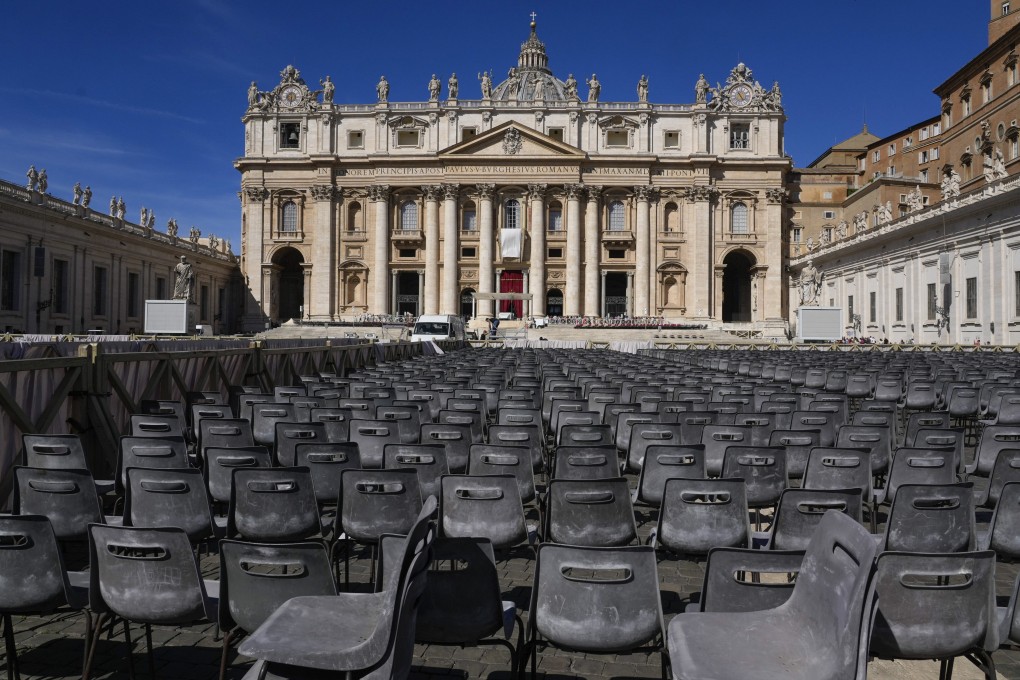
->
0, 1, 989, 249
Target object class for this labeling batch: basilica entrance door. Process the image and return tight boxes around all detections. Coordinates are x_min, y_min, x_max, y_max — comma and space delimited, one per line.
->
273, 247, 304, 321
546, 288, 563, 317
499, 270, 523, 318
396, 271, 419, 316
604, 272, 628, 317
722, 250, 754, 323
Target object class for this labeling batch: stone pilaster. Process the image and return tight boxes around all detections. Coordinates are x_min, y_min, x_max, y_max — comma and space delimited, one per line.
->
242, 186, 268, 329
634, 185, 651, 317
476, 184, 495, 318
528, 184, 546, 316
583, 185, 602, 317
369, 185, 390, 314
422, 184, 442, 315
564, 184, 583, 316
309, 184, 338, 321
441, 184, 460, 315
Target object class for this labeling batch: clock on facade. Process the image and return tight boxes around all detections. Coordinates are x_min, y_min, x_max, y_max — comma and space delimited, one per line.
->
729, 84, 753, 108
280, 85, 302, 108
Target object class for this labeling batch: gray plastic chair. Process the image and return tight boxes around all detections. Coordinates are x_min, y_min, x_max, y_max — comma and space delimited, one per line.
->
238, 497, 437, 679
227, 467, 325, 542
873, 446, 958, 507
199, 418, 254, 460
384, 443, 449, 500
22, 433, 115, 495
124, 466, 220, 547
767, 428, 819, 480
13, 467, 115, 543
349, 418, 403, 469
869, 550, 998, 679
488, 424, 546, 472
203, 445, 272, 505
634, 444, 706, 508
521, 544, 667, 679
626, 422, 684, 473
217, 539, 337, 680
653, 477, 749, 558
273, 421, 327, 467
130, 413, 187, 439
251, 403, 298, 448
701, 424, 751, 477
757, 487, 863, 551
439, 474, 531, 552
82, 524, 217, 680
420, 422, 472, 473
980, 481, 1020, 560
720, 445, 787, 510
294, 441, 360, 507
468, 443, 537, 506
881, 482, 975, 553
966, 424, 1020, 478
376, 404, 421, 444
975, 447, 1020, 508
689, 547, 805, 613
668, 510, 879, 680
544, 477, 638, 547
115, 435, 188, 494
552, 444, 620, 480
309, 406, 354, 442
835, 424, 892, 478
0, 515, 90, 680
191, 403, 233, 444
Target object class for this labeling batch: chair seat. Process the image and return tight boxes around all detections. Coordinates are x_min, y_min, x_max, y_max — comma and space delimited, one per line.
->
96, 479, 116, 495
239, 594, 388, 671
668, 610, 846, 680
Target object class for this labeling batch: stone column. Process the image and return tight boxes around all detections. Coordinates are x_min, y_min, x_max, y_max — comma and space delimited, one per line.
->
369, 185, 390, 314
310, 184, 337, 321
583, 185, 602, 317
522, 269, 530, 319
417, 270, 425, 316
441, 184, 460, 315
242, 187, 268, 330
527, 184, 547, 316
422, 184, 442, 315
634, 185, 651, 317
302, 263, 313, 321
601, 271, 607, 317
564, 184, 583, 316
714, 267, 726, 319
476, 184, 495, 318
685, 185, 716, 319
762, 188, 786, 332
626, 271, 635, 317
391, 269, 398, 315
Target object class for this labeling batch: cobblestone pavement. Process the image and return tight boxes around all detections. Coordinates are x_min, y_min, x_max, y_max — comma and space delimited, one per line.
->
6, 477, 1020, 680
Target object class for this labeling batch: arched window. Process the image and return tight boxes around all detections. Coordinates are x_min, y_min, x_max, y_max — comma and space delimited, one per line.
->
346, 202, 362, 232
608, 200, 625, 231
400, 200, 418, 231
281, 201, 297, 232
504, 199, 520, 229
731, 202, 748, 234
663, 202, 679, 232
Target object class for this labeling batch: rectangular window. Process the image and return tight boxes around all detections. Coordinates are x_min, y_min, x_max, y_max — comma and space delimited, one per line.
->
200, 285, 209, 322
1, 251, 21, 311
606, 130, 629, 147
461, 247, 476, 258
548, 247, 563, 258
869, 291, 877, 323
398, 248, 417, 258
888, 165, 896, 175
608, 249, 626, 259
905, 136, 913, 147
888, 143, 896, 155
933, 122, 941, 135
347, 130, 364, 149
127, 272, 140, 318
920, 127, 929, 141
823, 191, 833, 199
823, 210, 835, 219
963, 97, 972, 116
156, 277, 167, 301
93, 266, 108, 316
53, 258, 69, 314
872, 150, 881, 162
280, 122, 300, 149
462, 209, 476, 232
548, 209, 563, 231
931, 147, 939, 160
730, 124, 750, 150
927, 283, 937, 320
920, 169, 929, 183
547, 128, 564, 142
895, 287, 904, 322
396, 130, 421, 147
664, 131, 680, 148
966, 277, 978, 318
983, 82, 992, 104
919, 150, 929, 163
461, 127, 478, 141
792, 227, 802, 243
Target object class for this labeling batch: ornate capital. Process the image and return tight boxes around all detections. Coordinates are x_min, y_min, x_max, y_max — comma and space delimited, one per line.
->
585, 185, 603, 202
475, 183, 495, 200
244, 186, 268, 202
442, 184, 460, 201
367, 185, 390, 202
310, 184, 338, 201
765, 187, 788, 204
421, 184, 443, 201
633, 185, 652, 201
687, 184, 719, 202
527, 183, 547, 200
564, 183, 584, 200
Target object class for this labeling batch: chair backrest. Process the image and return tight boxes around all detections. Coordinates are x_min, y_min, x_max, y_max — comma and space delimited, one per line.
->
468, 444, 536, 505
139, 400, 187, 432
983, 481, 1020, 560
912, 427, 965, 473
124, 467, 215, 544
835, 424, 892, 477
340, 468, 423, 544
235, 393, 273, 423
699, 547, 804, 613
790, 411, 836, 447
972, 425, 1020, 477
767, 428, 819, 480
204, 445, 272, 504
979, 447, 1020, 508
251, 403, 298, 447
22, 434, 88, 470
882, 447, 958, 506
384, 444, 449, 500
419, 422, 472, 473
802, 447, 872, 499
552, 445, 620, 480
87, 524, 212, 623
720, 446, 787, 509
349, 418, 403, 469
294, 442, 360, 505
559, 424, 613, 449
869, 551, 998, 662
487, 424, 545, 472
769, 488, 863, 551
0, 514, 74, 613
218, 539, 337, 635
274, 421, 328, 467
635, 444, 706, 507
307, 407, 354, 443
882, 483, 975, 553
14, 467, 103, 541
544, 477, 637, 547
228, 466, 321, 542
439, 474, 528, 550
657, 477, 749, 556
903, 411, 950, 446
130, 413, 186, 439
529, 544, 664, 653
701, 424, 751, 477
191, 403, 233, 443
376, 405, 422, 444
117, 435, 188, 493
439, 409, 484, 444
199, 418, 254, 459
626, 423, 684, 473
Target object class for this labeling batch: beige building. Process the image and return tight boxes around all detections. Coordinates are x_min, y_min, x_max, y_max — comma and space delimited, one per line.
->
0, 179, 240, 335
238, 21, 791, 335
789, 3, 1020, 344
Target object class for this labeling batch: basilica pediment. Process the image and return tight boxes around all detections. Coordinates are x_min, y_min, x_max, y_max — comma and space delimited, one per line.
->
440, 122, 586, 160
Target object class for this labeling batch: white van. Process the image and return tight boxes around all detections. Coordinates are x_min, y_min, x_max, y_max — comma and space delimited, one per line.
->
410, 314, 465, 343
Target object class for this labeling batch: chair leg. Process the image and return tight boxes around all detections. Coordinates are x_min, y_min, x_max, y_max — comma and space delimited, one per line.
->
145, 623, 156, 678
123, 619, 136, 680
80, 610, 93, 680
219, 628, 238, 680
82, 611, 109, 680
3, 614, 18, 680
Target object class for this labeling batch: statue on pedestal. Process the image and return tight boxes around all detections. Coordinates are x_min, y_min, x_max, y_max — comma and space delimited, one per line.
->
26, 166, 38, 191
428, 74, 441, 101
167, 218, 179, 237
37, 169, 47, 194
994, 147, 1008, 179
531, 74, 544, 100
800, 260, 822, 305
564, 73, 578, 100
82, 185, 92, 208
695, 74, 709, 104
507, 68, 521, 99
376, 76, 389, 103
140, 207, 149, 226
637, 75, 648, 103
836, 220, 848, 239
116, 198, 126, 219
586, 73, 601, 103
173, 255, 194, 302
478, 71, 492, 99
72, 182, 82, 205
448, 73, 458, 99
320, 76, 334, 103
247, 81, 259, 109
109, 196, 116, 216
876, 201, 892, 224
